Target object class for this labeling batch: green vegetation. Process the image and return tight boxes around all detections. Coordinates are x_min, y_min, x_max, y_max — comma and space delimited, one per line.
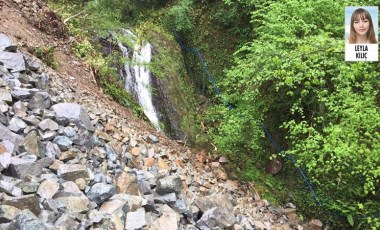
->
206, 0, 380, 228
30, 45, 57, 69
44, 0, 380, 228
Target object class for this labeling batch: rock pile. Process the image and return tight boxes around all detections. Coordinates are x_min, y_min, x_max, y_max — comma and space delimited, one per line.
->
0, 33, 319, 229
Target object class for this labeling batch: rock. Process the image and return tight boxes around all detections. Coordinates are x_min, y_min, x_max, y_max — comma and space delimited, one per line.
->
0, 101, 8, 113
154, 192, 177, 204
51, 103, 95, 131
37, 179, 60, 199
59, 147, 80, 161
19, 182, 39, 194
3, 194, 41, 215
254, 221, 270, 230
0, 180, 22, 197
28, 92, 51, 110
265, 160, 283, 175
196, 207, 236, 229
54, 195, 90, 214
12, 101, 27, 117
144, 157, 155, 167
194, 194, 237, 228
99, 199, 126, 215
236, 215, 253, 230
53, 136, 72, 151
0, 89, 12, 103
0, 205, 21, 223
8, 209, 47, 230
131, 147, 140, 157
88, 209, 105, 223
125, 207, 146, 230
86, 183, 116, 205
11, 88, 37, 100
147, 134, 159, 143
38, 119, 59, 131
0, 151, 11, 171
0, 33, 17, 52
150, 205, 180, 230
35, 73, 49, 91
57, 164, 89, 181
8, 157, 42, 179
7, 117, 27, 134
195, 194, 234, 213
0, 51, 26, 72
27, 59, 41, 72
157, 158, 170, 170
20, 131, 43, 158
309, 219, 323, 230
156, 175, 182, 195
171, 194, 191, 216
44, 142, 61, 158
114, 171, 140, 195
54, 213, 78, 229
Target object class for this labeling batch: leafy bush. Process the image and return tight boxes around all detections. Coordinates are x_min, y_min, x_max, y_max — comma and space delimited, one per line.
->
208, 0, 380, 228
31, 46, 57, 69
166, 0, 194, 35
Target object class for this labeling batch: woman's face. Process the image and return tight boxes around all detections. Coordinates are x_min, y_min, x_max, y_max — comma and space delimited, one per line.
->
353, 16, 370, 36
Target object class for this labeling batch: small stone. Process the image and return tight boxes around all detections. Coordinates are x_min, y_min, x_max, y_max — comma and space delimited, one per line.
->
3, 194, 41, 215
8, 209, 47, 230
265, 160, 283, 175
53, 136, 72, 151
74, 178, 87, 191
147, 134, 158, 143
156, 175, 183, 195
157, 158, 170, 170
0, 205, 21, 223
38, 119, 59, 131
154, 192, 177, 204
131, 147, 140, 157
309, 219, 323, 230
57, 164, 89, 181
211, 162, 220, 168
144, 158, 155, 167
37, 179, 60, 199
86, 183, 116, 205
8, 158, 42, 179
114, 171, 140, 195
125, 208, 146, 230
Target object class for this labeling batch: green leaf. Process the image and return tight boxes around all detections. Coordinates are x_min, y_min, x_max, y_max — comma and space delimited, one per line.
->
347, 215, 354, 226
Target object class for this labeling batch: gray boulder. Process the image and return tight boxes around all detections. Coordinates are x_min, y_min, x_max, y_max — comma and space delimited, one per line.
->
0, 51, 25, 72
51, 103, 95, 131
8, 210, 46, 230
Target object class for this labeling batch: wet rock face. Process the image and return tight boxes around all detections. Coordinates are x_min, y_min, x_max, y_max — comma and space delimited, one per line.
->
0, 32, 314, 229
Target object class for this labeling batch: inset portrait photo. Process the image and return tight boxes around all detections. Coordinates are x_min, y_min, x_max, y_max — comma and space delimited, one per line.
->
345, 6, 378, 61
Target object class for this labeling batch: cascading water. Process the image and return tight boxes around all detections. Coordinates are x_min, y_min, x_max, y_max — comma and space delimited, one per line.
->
115, 30, 161, 130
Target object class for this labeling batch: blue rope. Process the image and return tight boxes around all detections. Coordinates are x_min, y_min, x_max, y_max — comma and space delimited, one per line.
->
174, 32, 234, 110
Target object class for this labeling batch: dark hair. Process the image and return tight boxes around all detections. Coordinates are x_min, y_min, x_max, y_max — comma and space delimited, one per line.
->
348, 8, 377, 44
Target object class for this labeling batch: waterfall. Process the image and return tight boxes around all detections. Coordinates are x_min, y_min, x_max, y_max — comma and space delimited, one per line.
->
115, 30, 161, 130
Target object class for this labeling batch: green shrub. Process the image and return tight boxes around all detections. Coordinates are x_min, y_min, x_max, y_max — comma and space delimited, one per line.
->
32, 46, 57, 69
208, 0, 380, 228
